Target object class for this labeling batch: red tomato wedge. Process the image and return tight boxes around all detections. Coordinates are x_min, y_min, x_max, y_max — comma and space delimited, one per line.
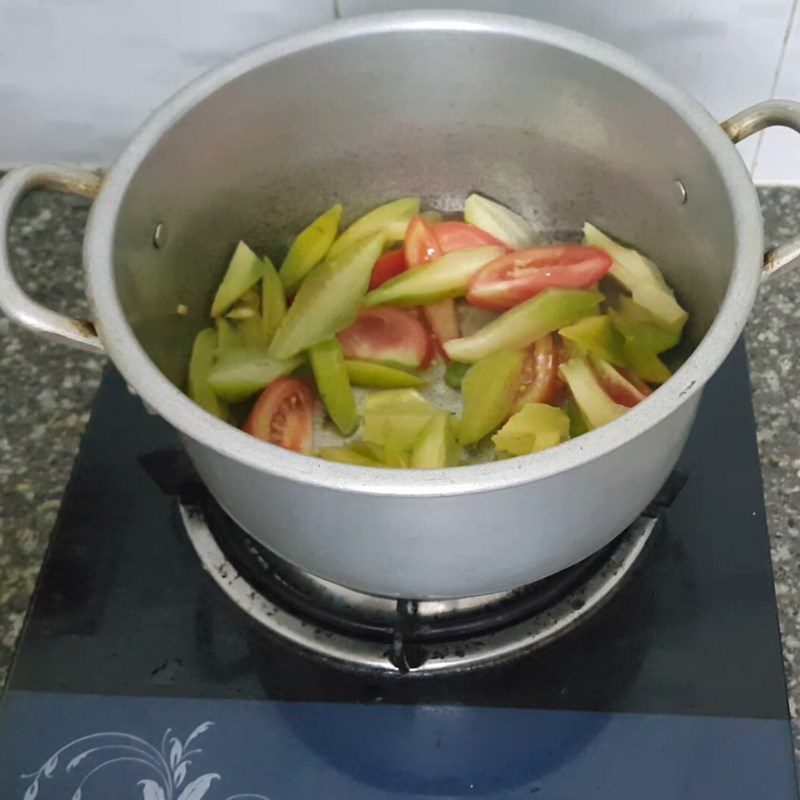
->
467, 245, 613, 311
410, 307, 447, 363
369, 249, 407, 290
243, 377, 314, 453
514, 334, 565, 409
433, 221, 508, 253
337, 307, 433, 370
622, 368, 653, 397
404, 215, 460, 350
404, 215, 442, 267
592, 360, 651, 408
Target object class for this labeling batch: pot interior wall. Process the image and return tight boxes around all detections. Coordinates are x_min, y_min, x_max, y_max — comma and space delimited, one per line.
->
111, 24, 738, 387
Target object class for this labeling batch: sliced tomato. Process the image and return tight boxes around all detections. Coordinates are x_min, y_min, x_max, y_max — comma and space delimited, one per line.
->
243, 377, 314, 453
404, 215, 442, 267
404, 216, 460, 351
551, 338, 571, 405
467, 246, 613, 311
591, 360, 651, 408
621, 368, 653, 397
337, 307, 433, 370
369, 249, 407, 290
514, 334, 565, 409
434, 221, 508, 253
410, 307, 444, 366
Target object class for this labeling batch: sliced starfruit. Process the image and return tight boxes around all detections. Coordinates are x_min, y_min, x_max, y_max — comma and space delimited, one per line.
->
317, 445, 384, 468
362, 389, 439, 454
262, 255, 287, 344
211, 241, 265, 317
564, 395, 589, 438
463, 193, 535, 249
622, 341, 672, 385
559, 315, 627, 367
280, 204, 342, 294
327, 197, 420, 261
215, 317, 243, 349
608, 295, 682, 354
459, 350, 525, 446
188, 328, 227, 420
583, 223, 687, 329
208, 348, 302, 402
224, 287, 261, 320
268, 231, 384, 359
444, 289, 602, 363
559, 356, 627, 429
345, 360, 426, 389
349, 441, 387, 462
310, 339, 359, 436
237, 314, 268, 349
492, 402, 570, 456
364, 246, 503, 307
410, 411, 459, 468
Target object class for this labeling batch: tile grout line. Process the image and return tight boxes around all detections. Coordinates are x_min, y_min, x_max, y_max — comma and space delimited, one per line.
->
752, 0, 799, 175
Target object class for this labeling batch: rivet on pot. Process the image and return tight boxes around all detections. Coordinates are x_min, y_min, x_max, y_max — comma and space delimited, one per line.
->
672, 179, 687, 205
152, 222, 168, 248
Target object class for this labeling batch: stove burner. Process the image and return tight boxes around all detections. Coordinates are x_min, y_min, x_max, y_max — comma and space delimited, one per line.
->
180, 492, 660, 674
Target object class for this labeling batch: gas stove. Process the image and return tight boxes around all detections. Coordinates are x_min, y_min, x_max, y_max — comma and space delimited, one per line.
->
177, 486, 664, 674
0, 340, 797, 798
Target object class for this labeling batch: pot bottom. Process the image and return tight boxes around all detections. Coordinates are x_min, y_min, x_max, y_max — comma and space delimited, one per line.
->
179, 489, 660, 674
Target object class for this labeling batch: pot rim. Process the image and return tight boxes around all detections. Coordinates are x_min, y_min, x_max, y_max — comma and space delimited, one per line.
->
85, 10, 763, 498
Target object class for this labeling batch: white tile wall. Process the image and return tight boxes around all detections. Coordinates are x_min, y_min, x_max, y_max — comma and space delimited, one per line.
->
752, 2, 800, 182
1, 0, 800, 180
340, 0, 797, 180
0, 0, 333, 167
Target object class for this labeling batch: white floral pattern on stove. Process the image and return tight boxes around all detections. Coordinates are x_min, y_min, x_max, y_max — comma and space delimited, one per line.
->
20, 721, 268, 800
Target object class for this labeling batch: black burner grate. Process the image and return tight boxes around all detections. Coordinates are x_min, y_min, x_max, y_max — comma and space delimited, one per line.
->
140, 448, 683, 672
205, 492, 620, 650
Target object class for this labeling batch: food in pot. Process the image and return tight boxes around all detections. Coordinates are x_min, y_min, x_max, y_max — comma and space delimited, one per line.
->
186, 195, 688, 467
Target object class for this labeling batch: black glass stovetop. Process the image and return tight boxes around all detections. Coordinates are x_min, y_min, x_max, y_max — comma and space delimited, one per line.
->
0, 341, 797, 799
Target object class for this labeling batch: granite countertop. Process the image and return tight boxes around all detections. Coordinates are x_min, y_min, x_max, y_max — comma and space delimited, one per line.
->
1, 186, 799, 745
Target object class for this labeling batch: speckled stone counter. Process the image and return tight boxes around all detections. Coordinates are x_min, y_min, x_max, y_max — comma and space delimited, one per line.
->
1, 186, 800, 754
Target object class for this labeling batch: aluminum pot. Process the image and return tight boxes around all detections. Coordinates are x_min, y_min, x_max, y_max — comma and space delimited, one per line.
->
2, 12, 799, 600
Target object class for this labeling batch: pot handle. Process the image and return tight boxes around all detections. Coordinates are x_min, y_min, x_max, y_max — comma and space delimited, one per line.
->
722, 100, 800, 279
0, 164, 104, 352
